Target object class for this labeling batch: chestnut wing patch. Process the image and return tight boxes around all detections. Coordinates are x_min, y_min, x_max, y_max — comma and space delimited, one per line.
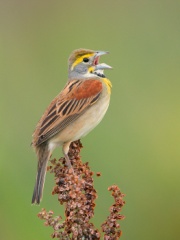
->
33, 79, 103, 146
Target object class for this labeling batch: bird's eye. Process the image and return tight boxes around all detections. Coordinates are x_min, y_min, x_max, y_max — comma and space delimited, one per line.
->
83, 58, 89, 63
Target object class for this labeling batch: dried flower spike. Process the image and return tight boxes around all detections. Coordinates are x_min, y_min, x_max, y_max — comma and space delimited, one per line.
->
37, 140, 125, 239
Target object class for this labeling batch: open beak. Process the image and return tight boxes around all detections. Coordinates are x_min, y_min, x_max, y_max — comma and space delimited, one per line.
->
93, 51, 112, 70
94, 63, 112, 70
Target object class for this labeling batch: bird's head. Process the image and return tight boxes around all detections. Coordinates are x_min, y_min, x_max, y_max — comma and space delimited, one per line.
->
68, 48, 112, 80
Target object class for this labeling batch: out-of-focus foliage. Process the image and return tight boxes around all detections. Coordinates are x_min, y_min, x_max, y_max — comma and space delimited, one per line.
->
1, 1, 180, 239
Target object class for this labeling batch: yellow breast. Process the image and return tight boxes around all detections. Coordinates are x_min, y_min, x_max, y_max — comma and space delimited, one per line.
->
102, 78, 112, 94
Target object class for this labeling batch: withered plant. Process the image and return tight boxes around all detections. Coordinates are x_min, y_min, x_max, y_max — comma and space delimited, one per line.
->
37, 140, 125, 239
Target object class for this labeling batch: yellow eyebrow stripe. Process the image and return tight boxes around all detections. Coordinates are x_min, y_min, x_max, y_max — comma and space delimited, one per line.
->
71, 53, 94, 70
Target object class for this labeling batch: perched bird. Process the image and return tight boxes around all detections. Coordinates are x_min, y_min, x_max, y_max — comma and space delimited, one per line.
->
31, 48, 112, 204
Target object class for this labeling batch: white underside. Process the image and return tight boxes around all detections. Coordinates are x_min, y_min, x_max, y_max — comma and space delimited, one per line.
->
48, 90, 110, 152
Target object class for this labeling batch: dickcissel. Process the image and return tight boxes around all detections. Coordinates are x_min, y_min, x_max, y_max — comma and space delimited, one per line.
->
31, 48, 112, 204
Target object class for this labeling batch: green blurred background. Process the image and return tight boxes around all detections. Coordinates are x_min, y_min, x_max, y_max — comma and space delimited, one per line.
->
1, 0, 180, 239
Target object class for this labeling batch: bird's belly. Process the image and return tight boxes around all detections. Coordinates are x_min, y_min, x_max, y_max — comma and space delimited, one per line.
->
49, 95, 110, 149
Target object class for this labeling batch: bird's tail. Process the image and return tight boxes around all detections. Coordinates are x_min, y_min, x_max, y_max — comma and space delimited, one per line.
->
32, 144, 50, 204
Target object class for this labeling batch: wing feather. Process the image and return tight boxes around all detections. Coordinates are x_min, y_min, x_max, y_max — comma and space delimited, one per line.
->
32, 78, 102, 146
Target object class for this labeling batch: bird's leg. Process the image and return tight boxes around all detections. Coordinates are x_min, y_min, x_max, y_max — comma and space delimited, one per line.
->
62, 142, 74, 173
64, 152, 72, 168
62, 142, 91, 186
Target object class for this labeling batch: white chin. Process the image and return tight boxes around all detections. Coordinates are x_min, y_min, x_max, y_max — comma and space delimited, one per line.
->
83, 70, 105, 78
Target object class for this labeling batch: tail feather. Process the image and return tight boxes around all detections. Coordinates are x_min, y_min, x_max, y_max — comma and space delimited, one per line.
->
32, 144, 50, 204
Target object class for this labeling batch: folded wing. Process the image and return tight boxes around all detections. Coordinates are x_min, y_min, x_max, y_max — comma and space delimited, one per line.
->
32, 79, 103, 146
